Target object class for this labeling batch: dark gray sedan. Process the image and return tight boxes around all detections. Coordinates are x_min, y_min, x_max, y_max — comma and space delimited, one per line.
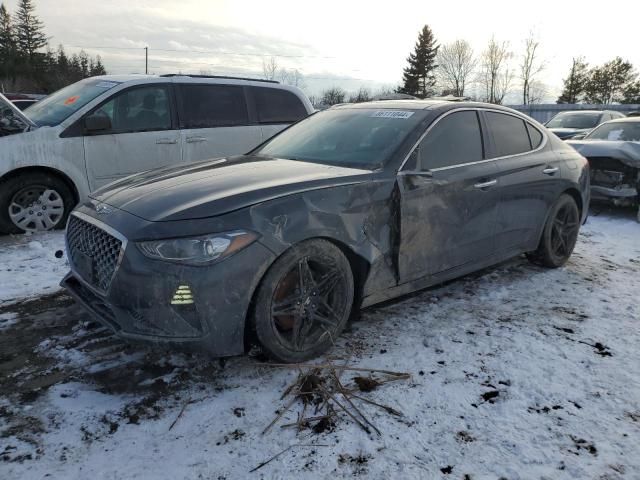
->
61, 101, 589, 362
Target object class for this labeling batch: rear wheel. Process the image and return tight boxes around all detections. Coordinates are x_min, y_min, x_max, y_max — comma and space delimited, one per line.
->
252, 239, 354, 363
0, 172, 75, 233
527, 194, 580, 268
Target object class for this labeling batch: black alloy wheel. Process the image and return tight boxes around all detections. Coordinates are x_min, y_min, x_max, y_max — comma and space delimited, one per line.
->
527, 194, 580, 268
253, 239, 354, 362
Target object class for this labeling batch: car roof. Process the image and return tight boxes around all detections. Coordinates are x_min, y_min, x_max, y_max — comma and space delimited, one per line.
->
331, 100, 447, 110
602, 116, 640, 124
90, 74, 282, 86
329, 100, 526, 115
554, 110, 606, 115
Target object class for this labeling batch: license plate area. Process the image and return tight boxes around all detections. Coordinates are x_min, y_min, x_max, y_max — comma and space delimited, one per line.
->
74, 249, 94, 285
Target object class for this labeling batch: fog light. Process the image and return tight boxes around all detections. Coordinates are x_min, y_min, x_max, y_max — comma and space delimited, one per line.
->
171, 285, 194, 305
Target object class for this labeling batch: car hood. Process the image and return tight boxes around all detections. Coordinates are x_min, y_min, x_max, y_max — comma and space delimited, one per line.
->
566, 140, 640, 168
548, 127, 591, 139
0, 92, 37, 136
90, 156, 373, 222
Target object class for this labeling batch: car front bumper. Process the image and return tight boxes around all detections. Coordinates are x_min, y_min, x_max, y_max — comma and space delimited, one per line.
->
60, 211, 276, 357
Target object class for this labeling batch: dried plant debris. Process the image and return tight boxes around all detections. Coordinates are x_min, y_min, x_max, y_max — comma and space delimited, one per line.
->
260, 359, 410, 436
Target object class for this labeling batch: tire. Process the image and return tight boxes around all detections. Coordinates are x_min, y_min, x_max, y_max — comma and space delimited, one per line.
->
527, 194, 580, 268
252, 239, 355, 363
0, 172, 75, 234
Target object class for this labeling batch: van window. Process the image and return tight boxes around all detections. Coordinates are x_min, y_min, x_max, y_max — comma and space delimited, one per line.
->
92, 86, 171, 133
179, 84, 249, 128
252, 87, 307, 124
486, 112, 531, 157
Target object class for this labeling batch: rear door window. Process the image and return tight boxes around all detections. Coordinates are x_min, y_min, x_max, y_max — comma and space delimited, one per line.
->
251, 87, 307, 124
526, 123, 543, 148
485, 112, 531, 157
178, 84, 249, 128
418, 110, 484, 170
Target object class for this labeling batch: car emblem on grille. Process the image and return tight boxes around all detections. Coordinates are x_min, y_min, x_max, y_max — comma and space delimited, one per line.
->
95, 203, 114, 215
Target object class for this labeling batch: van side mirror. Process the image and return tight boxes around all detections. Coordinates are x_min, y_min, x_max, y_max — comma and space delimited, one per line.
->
84, 114, 111, 133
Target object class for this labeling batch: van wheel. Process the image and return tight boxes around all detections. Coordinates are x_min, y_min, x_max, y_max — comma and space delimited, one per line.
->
252, 239, 354, 363
527, 194, 580, 268
0, 172, 75, 233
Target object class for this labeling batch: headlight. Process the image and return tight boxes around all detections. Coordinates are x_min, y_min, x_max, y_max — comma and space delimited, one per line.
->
137, 230, 259, 265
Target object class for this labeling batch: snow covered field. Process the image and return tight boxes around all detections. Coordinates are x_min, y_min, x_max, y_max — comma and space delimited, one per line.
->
0, 209, 639, 479
0, 232, 66, 307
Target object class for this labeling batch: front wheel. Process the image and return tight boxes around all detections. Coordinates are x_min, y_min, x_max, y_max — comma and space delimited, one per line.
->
0, 172, 75, 233
252, 239, 355, 363
527, 194, 580, 268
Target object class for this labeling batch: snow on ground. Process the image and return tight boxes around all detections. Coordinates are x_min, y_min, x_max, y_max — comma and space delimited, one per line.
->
0, 210, 639, 479
0, 231, 67, 307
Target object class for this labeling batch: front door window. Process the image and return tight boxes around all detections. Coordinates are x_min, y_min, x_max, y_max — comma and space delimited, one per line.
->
93, 87, 171, 134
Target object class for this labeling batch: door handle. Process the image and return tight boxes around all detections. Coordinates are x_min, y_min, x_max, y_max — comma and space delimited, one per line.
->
543, 166, 559, 175
186, 136, 207, 143
156, 138, 178, 145
474, 179, 497, 189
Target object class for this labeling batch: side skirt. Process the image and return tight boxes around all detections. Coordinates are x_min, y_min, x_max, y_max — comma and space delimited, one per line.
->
360, 246, 526, 309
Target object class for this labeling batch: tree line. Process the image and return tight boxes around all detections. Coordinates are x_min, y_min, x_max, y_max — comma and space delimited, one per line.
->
0, 0, 106, 94
317, 25, 640, 106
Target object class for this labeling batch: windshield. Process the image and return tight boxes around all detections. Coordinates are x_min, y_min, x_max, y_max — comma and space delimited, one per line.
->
585, 121, 640, 142
26, 78, 121, 127
255, 108, 425, 169
546, 112, 601, 129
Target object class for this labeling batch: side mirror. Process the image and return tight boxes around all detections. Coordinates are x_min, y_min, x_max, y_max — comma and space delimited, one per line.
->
84, 114, 111, 133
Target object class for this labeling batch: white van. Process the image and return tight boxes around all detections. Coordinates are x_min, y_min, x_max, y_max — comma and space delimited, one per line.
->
0, 75, 314, 232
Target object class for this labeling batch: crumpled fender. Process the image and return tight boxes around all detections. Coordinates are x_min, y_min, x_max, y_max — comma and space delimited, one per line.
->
567, 140, 640, 169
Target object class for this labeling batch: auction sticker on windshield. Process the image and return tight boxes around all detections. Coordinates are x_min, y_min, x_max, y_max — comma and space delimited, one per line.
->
370, 110, 415, 119
95, 81, 119, 89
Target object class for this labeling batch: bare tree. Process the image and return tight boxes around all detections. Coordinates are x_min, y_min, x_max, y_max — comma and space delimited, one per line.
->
321, 87, 346, 106
349, 86, 371, 103
478, 37, 513, 104
528, 80, 548, 104
275, 66, 305, 88
437, 39, 476, 97
277, 67, 289, 84
307, 94, 321, 108
519, 33, 546, 105
262, 56, 278, 80
286, 69, 305, 88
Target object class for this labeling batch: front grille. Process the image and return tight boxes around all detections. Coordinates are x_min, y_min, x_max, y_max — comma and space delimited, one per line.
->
67, 215, 123, 291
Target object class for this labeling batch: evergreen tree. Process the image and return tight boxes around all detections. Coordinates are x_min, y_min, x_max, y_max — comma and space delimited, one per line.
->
78, 50, 89, 76
0, 3, 16, 80
557, 57, 589, 104
622, 81, 640, 104
0, 3, 106, 93
584, 57, 636, 104
398, 25, 439, 98
91, 56, 106, 76
13, 0, 47, 60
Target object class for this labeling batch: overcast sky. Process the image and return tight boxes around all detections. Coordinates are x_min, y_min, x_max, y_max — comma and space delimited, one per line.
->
5, 0, 640, 100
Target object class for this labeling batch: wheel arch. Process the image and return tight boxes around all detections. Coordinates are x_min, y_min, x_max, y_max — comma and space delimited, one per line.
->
562, 187, 584, 219
242, 235, 372, 351
531, 187, 584, 253
0, 166, 80, 204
